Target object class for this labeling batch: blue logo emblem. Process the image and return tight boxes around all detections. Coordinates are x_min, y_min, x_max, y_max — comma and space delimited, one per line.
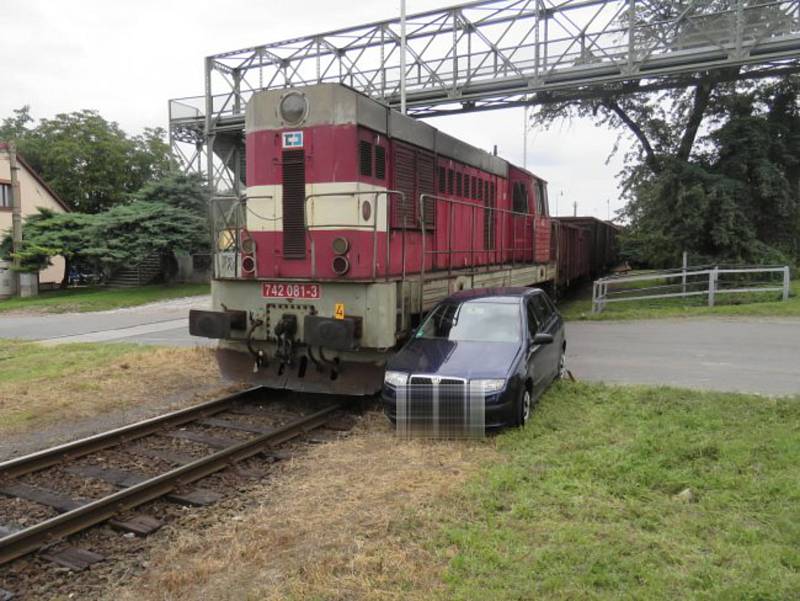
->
282, 132, 303, 148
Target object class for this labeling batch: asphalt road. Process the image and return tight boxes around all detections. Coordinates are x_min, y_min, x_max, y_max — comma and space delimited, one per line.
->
566, 317, 800, 397
2, 298, 798, 396
0, 296, 214, 347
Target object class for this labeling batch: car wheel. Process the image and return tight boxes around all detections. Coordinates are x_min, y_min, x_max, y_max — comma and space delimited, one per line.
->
556, 347, 567, 380
517, 388, 532, 427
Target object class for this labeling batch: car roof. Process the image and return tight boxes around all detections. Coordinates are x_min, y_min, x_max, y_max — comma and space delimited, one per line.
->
443, 287, 543, 304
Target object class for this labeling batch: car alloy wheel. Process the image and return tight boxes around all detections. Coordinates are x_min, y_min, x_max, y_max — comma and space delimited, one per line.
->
557, 349, 567, 379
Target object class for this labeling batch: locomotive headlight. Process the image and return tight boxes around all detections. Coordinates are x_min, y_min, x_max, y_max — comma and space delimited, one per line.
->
384, 370, 408, 388
332, 255, 350, 275
279, 92, 308, 125
332, 236, 350, 255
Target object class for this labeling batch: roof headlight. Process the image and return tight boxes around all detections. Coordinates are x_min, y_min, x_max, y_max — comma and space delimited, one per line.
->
279, 92, 308, 125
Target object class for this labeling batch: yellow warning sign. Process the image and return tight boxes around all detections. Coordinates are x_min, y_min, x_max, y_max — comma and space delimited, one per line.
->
334, 303, 345, 320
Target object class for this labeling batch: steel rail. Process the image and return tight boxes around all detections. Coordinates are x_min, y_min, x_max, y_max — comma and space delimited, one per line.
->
0, 386, 267, 480
0, 403, 340, 566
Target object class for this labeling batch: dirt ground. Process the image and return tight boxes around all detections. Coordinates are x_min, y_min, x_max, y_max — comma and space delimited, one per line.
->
102, 413, 497, 601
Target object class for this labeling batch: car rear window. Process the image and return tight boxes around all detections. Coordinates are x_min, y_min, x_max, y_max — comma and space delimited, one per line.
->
416, 301, 521, 343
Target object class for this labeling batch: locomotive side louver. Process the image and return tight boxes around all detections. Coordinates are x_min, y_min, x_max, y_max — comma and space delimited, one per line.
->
282, 149, 306, 258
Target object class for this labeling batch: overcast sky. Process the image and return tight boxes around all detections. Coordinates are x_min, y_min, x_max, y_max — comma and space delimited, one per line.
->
1, 0, 630, 219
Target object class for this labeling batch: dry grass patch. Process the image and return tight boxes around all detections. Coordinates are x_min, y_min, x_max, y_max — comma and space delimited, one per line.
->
0, 341, 229, 433
109, 413, 497, 601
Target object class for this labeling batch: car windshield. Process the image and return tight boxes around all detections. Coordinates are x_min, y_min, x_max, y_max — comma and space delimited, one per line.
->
415, 300, 521, 343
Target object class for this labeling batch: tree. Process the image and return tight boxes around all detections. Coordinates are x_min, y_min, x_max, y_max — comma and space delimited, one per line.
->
533, 72, 800, 266
129, 171, 209, 213
0, 108, 173, 212
1, 202, 209, 287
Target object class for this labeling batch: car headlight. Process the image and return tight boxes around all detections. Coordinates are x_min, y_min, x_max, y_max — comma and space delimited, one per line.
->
472, 379, 506, 394
384, 370, 408, 388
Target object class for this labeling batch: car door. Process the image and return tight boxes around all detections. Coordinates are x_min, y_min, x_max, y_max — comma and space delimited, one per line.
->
529, 292, 560, 381
525, 298, 548, 398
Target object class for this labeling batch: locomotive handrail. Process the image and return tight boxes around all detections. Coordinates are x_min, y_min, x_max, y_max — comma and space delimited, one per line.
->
418, 193, 540, 309
303, 190, 406, 280
210, 194, 275, 279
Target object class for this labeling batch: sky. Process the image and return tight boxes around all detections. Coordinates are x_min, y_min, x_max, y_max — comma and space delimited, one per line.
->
0, 0, 630, 219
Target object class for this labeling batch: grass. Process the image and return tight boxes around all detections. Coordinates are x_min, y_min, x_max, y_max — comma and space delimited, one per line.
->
0, 283, 209, 314
0, 339, 225, 433
105, 382, 800, 600
559, 278, 800, 321
436, 381, 800, 600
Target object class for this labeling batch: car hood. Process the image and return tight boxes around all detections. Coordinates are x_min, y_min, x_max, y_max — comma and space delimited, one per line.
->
388, 338, 521, 379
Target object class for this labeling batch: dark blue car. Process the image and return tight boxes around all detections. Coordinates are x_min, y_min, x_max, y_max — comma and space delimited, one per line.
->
382, 287, 566, 430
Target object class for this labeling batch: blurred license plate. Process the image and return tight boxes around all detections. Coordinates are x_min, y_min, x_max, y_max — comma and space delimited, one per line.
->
261, 282, 321, 299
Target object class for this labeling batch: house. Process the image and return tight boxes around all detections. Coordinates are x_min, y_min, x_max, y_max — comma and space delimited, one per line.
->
0, 142, 70, 286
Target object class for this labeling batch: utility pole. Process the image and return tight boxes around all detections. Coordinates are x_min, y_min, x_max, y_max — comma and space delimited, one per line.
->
523, 104, 528, 169
8, 143, 22, 295
573, 201, 577, 217
400, 0, 407, 115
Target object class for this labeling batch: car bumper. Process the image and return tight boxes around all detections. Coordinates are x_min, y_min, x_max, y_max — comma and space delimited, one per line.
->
381, 388, 517, 430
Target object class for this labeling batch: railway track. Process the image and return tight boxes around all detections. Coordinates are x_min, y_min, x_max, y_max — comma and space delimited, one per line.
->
0, 387, 346, 576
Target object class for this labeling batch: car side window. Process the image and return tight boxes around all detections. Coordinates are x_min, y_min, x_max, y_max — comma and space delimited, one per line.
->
530, 294, 552, 326
526, 301, 539, 337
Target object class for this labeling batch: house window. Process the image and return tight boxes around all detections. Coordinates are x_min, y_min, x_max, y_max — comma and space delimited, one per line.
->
0, 183, 11, 209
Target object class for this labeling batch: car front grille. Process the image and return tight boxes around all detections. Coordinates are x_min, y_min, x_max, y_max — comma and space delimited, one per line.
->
397, 375, 484, 438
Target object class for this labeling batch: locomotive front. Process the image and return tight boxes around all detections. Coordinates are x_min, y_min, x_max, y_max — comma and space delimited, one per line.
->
191, 84, 399, 395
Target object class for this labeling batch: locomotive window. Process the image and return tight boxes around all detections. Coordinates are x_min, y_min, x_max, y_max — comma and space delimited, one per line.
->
490, 181, 495, 202
359, 141, 372, 177
438, 166, 446, 193
484, 180, 489, 203
477, 178, 482, 201
536, 180, 548, 215
447, 169, 454, 194
456, 172, 463, 197
375, 145, 386, 179
465, 176, 471, 199
512, 182, 528, 213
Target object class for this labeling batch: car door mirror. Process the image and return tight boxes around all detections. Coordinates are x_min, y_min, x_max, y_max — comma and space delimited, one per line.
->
532, 332, 554, 346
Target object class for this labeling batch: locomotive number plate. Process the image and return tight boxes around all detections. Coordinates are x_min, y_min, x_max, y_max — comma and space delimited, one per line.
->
261, 282, 321, 299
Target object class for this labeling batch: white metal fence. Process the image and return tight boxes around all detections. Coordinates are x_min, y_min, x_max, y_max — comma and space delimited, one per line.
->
592, 265, 792, 313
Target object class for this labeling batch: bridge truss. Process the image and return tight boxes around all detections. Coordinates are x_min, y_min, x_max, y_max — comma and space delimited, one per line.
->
168, 0, 800, 192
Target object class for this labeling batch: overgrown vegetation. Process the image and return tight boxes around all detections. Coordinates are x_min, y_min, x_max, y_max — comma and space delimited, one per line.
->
0, 283, 209, 313
435, 381, 800, 599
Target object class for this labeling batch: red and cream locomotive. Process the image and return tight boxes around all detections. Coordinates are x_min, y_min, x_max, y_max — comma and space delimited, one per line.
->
191, 83, 560, 395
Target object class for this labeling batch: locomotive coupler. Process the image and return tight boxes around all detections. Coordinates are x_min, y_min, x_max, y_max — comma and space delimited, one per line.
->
274, 313, 299, 367
245, 319, 267, 372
